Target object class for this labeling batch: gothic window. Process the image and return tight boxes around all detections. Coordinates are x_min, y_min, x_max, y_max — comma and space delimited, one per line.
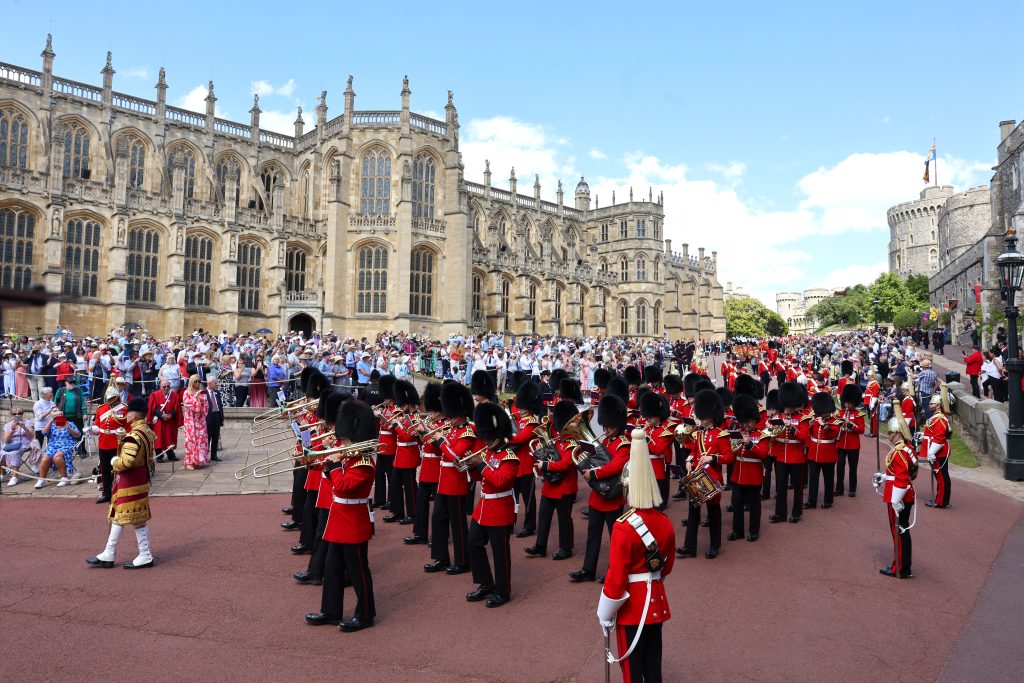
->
257, 166, 281, 212
126, 226, 159, 303
215, 157, 241, 207
168, 146, 196, 199
357, 245, 388, 314
286, 248, 307, 293
0, 107, 29, 169
600, 223, 608, 242
472, 273, 482, 321
0, 206, 34, 289
237, 242, 262, 311
500, 279, 511, 317
619, 300, 629, 336
360, 147, 391, 215
653, 258, 660, 283
636, 256, 647, 282
599, 258, 608, 275
653, 220, 660, 240
620, 256, 629, 282
554, 285, 563, 320
498, 217, 507, 242
653, 301, 661, 334
636, 300, 648, 336
63, 121, 91, 179
62, 217, 101, 297
929, 248, 938, 268
636, 219, 646, 238
619, 220, 628, 239
409, 247, 434, 316
185, 235, 213, 308
125, 135, 145, 189
301, 170, 311, 217
412, 153, 436, 220
528, 282, 538, 318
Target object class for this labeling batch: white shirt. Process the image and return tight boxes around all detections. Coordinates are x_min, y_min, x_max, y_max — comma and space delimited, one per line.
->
33, 399, 55, 431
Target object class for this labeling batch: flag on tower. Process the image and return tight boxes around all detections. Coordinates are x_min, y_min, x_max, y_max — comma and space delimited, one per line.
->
923, 144, 936, 183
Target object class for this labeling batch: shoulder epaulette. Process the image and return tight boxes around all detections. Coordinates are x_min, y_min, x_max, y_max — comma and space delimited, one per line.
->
501, 449, 519, 462
458, 424, 477, 439
355, 456, 374, 468
616, 507, 636, 524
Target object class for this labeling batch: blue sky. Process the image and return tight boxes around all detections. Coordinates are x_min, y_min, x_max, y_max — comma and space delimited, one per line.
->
6, 0, 1020, 305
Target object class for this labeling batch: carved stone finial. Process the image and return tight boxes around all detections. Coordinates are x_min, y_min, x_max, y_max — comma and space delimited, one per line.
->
157, 67, 166, 86
207, 80, 215, 96
485, 160, 490, 172
43, 33, 54, 55
447, 90, 454, 106
295, 106, 304, 123
558, 180, 563, 191
105, 51, 113, 70
402, 74, 410, 94
250, 93, 260, 112
346, 75, 354, 92
510, 167, 516, 180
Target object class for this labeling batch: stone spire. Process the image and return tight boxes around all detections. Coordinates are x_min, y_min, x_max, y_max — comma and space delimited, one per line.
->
204, 80, 216, 131
294, 106, 304, 138
155, 67, 167, 118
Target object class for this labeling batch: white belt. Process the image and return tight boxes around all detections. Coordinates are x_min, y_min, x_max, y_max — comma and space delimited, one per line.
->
397, 442, 419, 448
98, 429, 121, 435
649, 455, 664, 460
379, 431, 393, 436
440, 461, 456, 468
627, 571, 662, 582
882, 475, 895, 481
736, 457, 760, 464
777, 438, 802, 445
332, 496, 371, 505
810, 438, 836, 444
422, 454, 441, 459
481, 490, 514, 500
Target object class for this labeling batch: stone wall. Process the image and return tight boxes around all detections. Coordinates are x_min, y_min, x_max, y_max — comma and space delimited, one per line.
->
947, 382, 1008, 464
887, 185, 953, 277
937, 185, 991, 268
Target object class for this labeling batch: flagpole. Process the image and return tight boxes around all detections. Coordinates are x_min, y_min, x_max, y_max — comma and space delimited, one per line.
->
933, 137, 937, 187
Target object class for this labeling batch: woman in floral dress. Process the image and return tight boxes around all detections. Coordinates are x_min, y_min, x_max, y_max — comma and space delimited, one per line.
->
181, 374, 209, 470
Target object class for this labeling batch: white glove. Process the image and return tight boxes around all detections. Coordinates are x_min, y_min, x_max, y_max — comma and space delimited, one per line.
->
891, 485, 907, 514
597, 591, 629, 629
892, 501, 904, 513
90, 425, 101, 435
928, 441, 942, 459
927, 454, 936, 464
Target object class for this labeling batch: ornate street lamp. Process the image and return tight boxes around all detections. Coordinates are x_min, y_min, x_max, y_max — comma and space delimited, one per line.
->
997, 227, 1024, 480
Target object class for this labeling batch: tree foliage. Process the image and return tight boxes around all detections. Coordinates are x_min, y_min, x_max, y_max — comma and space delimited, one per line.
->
725, 297, 789, 338
892, 310, 921, 329
803, 274, 930, 331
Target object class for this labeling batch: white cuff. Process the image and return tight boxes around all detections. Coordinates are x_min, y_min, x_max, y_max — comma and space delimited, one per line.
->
597, 590, 629, 624
928, 442, 942, 458
891, 486, 907, 506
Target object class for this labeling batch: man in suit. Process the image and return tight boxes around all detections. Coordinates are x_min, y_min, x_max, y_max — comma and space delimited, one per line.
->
205, 377, 224, 462
186, 352, 208, 385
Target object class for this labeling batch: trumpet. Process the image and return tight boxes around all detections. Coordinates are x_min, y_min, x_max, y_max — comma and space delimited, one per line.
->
250, 397, 319, 433
251, 439, 380, 479
420, 421, 452, 442
455, 440, 502, 472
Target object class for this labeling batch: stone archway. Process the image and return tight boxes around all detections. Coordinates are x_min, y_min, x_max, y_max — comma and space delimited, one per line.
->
288, 313, 314, 338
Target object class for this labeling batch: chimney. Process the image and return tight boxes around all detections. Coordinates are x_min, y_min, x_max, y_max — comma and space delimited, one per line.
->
1000, 120, 1017, 142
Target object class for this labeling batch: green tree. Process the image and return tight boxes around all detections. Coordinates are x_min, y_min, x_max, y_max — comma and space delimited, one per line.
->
905, 274, 930, 307
892, 310, 922, 329
868, 272, 917, 321
806, 295, 865, 329
725, 297, 789, 338
765, 311, 790, 337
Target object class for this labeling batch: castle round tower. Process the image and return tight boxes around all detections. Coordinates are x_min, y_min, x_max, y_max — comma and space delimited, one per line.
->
937, 185, 991, 269
574, 176, 591, 211
887, 185, 954, 277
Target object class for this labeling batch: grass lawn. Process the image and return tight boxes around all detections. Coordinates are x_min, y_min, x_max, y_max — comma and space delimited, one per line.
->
878, 422, 979, 468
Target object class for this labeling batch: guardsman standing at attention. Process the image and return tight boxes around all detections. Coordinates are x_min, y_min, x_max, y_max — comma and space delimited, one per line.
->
875, 414, 917, 579
768, 382, 809, 524
465, 402, 520, 608
306, 399, 379, 631
90, 385, 128, 504
922, 387, 953, 509
863, 369, 881, 436
597, 426, 675, 683
86, 397, 157, 570
802, 392, 841, 510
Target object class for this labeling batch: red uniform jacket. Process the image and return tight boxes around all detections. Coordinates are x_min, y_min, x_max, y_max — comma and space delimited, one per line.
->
309, 433, 335, 509
836, 409, 865, 451
437, 423, 477, 496
688, 427, 731, 488
883, 444, 916, 504
920, 413, 951, 460
718, 430, 768, 486
541, 438, 579, 499
900, 396, 917, 430
322, 455, 375, 544
471, 447, 520, 526
393, 413, 422, 469
507, 415, 540, 476
963, 350, 983, 376
770, 411, 808, 464
645, 422, 674, 480
377, 403, 397, 456
802, 418, 841, 464
602, 507, 675, 626
146, 389, 181, 450
418, 415, 444, 484
588, 433, 631, 512
93, 403, 127, 451
863, 381, 880, 409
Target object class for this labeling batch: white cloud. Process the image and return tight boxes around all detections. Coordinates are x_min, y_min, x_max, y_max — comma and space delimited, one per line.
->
812, 261, 888, 290
589, 148, 607, 160
705, 161, 746, 182
259, 109, 300, 135
177, 84, 211, 114
251, 78, 296, 98
881, 116, 891, 125
122, 66, 149, 80
462, 116, 578, 195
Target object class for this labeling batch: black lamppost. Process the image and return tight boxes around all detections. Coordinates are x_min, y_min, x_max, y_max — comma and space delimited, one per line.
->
873, 298, 880, 333
996, 228, 1024, 480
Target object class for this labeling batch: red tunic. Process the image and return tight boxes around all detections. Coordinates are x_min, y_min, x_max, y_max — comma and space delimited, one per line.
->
146, 389, 181, 450
471, 448, 520, 526
393, 414, 422, 469
717, 430, 768, 486
688, 427, 731, 487
920, 413, 951, 460
377, 403, 397, 456
588, 434, 631, 512
803, 419, 841, 464
883, 444, 916, 504
418, 416, 445, 484
769, 411, 808, 465
540, 439, 579, 499
836, 409, 865, 450
437, 423, 477, 496
93, 403, 127, 451
507, 416, 540, 476
900, 396, 917, 431
645, 423, 674, 480
322, 455, 375, 544
602, 508, 675, 625
863, 381, 880, 408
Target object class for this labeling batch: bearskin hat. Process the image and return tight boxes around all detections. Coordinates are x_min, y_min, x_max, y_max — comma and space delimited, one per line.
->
765, 388, 779, 412
470, 370, 496, 401
693, 389, 725, 424
336, 400, 379, 443
304, 369, 331, 399
779, 381, 806, 410
127, 397, 147, 414
369, 369, 381, 382
643, 365, 663, 385
317, 390, 348, 422
639, 391, 670, 422
551, 400, 580, 433
734, 373, 763, 400
423, 382, 443, 413
515, 380, 545, 415
606, 376, 630, 402
597, 394, 628, 430
811, 391, 836, 417
694, 378, 715, 395
663, 374, 684, 395
474, 402, 513, 442
623, 365, 642, 386
393, 379, 420, 407
716, 387, 734, 410
593, 367, 612, 390
840, 382, 863, 407
683, 372, 701, 398
378, 374, 396, 401
636, 385, 651, 406
841, 359, 854, 376
440, 381, 474, 418
768, 340, 777, 350
559, 378, 583, 404
733, 393, 761, 425
299, 366, 317, 395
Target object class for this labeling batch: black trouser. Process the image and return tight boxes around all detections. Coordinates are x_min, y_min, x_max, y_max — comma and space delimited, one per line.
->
290, 468, 306, 524
207, 421, 221, 458
616, 622, 663, 683
582, 506, 622, 574
98, 447, 116, 499
306, 508, 329, 579
465, 482, 476, 516
774, 461, 804, 519
321, 541, 375, 621
732, 484, 761, 537
374, 453, 394, 507
468, 520, 513, 596
806, 461, 835, 507
683, 499, 721, 551
431, 493, 469, 567
413, 481, 438, 539
656, 477, 669, 510
761, 456, 775, 498
836, 448, 859, 494
235, 385, 249, 407
514, 474, 537, 532
969, 374, 980, 399
760, 372, 771, 394
391, 468, 416, 519
886, 502, 913, 576
299, 483, 318, 547
535, 493, 574, 552
69, 417, 85, 456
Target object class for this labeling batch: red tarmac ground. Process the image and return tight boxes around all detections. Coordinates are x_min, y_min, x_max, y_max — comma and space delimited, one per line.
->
2, 475, 1022, 682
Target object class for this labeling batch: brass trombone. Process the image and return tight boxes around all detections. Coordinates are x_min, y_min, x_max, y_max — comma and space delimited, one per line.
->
250, 420, 324, 448
235, 439, 303, 480
249, 397, 319, 433
250, 439, 379, 479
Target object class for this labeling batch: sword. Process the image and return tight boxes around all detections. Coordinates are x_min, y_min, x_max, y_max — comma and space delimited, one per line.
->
603, 627, 611, 683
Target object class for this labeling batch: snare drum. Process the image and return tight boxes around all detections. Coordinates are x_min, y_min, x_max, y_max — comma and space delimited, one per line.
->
681, 466, 724, 506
